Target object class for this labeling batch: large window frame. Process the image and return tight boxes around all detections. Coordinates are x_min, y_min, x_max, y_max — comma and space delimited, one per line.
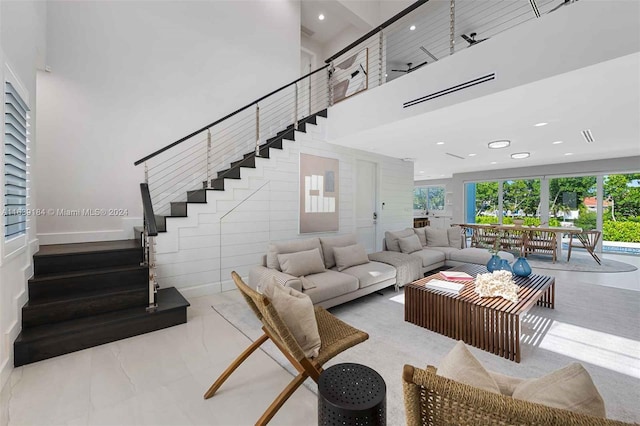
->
414, 185, 445, 214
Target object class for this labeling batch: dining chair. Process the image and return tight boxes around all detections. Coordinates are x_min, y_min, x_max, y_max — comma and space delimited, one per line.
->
524, 229, 557, 263
568, 230, 602, 264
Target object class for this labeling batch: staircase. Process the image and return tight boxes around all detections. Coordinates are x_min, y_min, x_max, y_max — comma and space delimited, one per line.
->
154, 109, 327, 232
14, 239, 189, 367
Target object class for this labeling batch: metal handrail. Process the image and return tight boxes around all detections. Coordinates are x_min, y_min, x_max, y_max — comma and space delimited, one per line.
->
140, 183, 157, 236
134, 64, 329, 166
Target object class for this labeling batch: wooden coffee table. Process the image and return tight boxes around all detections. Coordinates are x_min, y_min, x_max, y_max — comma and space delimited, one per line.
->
404, 264, 554, 362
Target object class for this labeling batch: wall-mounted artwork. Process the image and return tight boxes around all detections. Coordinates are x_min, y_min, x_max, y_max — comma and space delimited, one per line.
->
299, 154, 339, 234
332, 48, 368, 104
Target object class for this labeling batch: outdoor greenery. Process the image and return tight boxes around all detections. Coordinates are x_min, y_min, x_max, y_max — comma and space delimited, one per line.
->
413, 186, 445, 211
471, 173, 640, 243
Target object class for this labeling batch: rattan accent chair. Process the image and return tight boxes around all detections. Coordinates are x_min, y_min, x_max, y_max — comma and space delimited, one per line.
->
204, 272, 369, 425
568, 230, 602, 264
402, 364, 631, 426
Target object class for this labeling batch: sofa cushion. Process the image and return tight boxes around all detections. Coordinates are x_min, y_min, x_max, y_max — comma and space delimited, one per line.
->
449, 248, 514, 265
320, 234, 357, 269
385, 228, 415, 252
425, 227, 449, 247
277, 248, 325, 277
437, 341, 500, 394
260, 277, 321, 358
302, 270, 359, 304
340, 261, 396, 289
333, 244, 370, 272
267, 238, 323, 271
409, 248, 446, 268
425, 246, 459, 260
398, 234, 423, 254
413, 226, 428, 247
368, 251, 422, 286
447, 226, 463, 249
512, 362, 606, 418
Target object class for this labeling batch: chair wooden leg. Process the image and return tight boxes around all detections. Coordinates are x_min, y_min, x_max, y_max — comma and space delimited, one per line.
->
256, 372, 308, 426
567, 235, 574, 262
203, 333, 269, 399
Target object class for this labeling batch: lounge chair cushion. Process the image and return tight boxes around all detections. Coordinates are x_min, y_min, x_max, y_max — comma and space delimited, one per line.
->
260, 277, 321, 358
398, 234, 423, 254
512, 362, 606, 418
333, 244, 370, 272
277, 248, 325, 277
437, 341, 501, 394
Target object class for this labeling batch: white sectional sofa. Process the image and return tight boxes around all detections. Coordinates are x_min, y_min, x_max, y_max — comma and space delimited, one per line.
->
248, 234, 397, 309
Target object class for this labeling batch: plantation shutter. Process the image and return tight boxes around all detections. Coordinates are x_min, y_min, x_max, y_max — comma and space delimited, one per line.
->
4, 81, 29, 239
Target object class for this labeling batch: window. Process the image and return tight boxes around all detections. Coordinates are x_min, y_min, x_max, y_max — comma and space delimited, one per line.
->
413, 186, 445, 212
4, 81, 29, 240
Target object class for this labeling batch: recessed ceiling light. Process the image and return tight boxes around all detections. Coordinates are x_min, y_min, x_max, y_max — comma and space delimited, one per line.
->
488, 140, 510, 149
468, 153, 477, 157
436, 141, 445, 145
511, 152, 530, 159
318, 13, 325, 20
534, 122, 548, 127
419, 171, 424, 174
384, 73, 388, 77
552, 140, 563, 144
564, 152, 574, 156
490, 161, 497, 165
410, 25, 416, 31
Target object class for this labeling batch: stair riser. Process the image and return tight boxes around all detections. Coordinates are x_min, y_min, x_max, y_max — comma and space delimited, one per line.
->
22, 289, 149, 328
170, 202, 187, 217
34, 248, 142, 276
28, 267, 148, 301
14, 307, 187, 366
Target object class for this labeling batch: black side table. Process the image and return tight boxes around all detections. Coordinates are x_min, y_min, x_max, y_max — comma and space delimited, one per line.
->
318, 363, 386, 425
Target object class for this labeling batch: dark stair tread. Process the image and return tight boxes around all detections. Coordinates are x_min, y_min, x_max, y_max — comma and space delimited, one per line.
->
15, 287, 189, 343
35, 240, 140, 257
30, 264, 147, 282
24, 285, 147, 308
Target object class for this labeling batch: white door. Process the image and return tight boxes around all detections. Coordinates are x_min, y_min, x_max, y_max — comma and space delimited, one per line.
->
356, 160, 378, 252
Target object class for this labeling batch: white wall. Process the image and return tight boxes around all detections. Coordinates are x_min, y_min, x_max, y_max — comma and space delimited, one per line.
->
36, 0, 301, 244
0, 0, 44, 398
327, 0, 640, 143
153, 117, 413, 297
448, 156, 640, 225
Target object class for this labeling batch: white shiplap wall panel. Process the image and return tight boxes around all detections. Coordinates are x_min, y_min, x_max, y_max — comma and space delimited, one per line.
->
155, 116, 413, 297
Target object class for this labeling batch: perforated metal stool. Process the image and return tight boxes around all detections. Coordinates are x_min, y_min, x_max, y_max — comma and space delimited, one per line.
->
318, 363, 386, 426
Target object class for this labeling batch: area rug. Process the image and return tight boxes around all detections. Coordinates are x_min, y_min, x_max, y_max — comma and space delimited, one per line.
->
210, 279, 640, 425
526, 252, 637, 273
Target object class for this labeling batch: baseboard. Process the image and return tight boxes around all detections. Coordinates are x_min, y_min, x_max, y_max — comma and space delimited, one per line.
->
36, 217, 143, 245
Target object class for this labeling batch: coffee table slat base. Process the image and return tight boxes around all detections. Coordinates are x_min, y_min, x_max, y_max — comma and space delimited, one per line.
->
405, 264, 554, 363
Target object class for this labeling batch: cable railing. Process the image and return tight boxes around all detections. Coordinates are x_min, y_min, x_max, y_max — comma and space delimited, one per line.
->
134, 0, 576, 217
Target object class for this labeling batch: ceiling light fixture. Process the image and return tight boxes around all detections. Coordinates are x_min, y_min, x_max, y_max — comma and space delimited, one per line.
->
488, 140, 510, 149
511, 152, 530, 159
490, 161, 497, 165
410, 25, 416, 31
552, 140, 563, 144
436, 141, 445, 145
468, 153, 477, 157
534, 122, 548, 127
318, 13, 325, 20
419, 171, 425, 174
581, 129, 594, 143
564, 152, 574, 156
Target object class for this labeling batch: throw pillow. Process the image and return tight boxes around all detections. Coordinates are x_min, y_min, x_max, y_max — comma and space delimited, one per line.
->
425, 227, 449, 247
277, 248, 325, 277
413, 226, 428, 247
447, 226, 463, 249
436, 341, 501, 394
488, 370, 526, 397
398, 234, 423, 254
319, 234, 357, 269
333, 244, 370, 272
266, 238, 323, 271
512, 362, 606, 418
385, 228, 415, 252
260, 277, 321, 358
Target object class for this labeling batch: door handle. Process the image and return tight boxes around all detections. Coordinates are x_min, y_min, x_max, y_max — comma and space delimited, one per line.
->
373, 212, 377, 220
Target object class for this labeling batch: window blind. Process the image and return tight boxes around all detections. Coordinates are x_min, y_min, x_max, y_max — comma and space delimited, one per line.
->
4, 81, 29, 240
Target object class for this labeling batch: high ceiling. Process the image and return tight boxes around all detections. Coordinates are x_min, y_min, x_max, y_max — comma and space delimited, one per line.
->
329, 52, 640, 179
300, 1, 358, 44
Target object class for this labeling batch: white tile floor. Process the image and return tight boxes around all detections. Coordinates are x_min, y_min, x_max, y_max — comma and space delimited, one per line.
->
1, 252, 638, 426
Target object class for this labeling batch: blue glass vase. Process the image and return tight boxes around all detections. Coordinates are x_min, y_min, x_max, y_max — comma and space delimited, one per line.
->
486, 254, 501, 272
497, 259, 513, 274
512, 257, 532, 277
